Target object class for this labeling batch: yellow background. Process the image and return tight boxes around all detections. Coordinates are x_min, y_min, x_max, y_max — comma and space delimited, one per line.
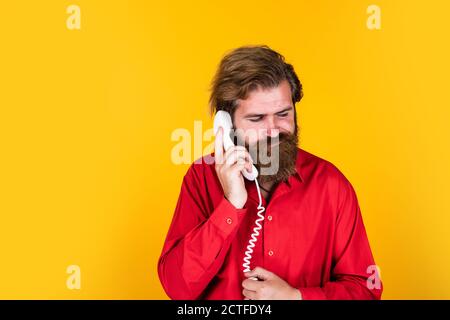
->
1, 0, 449, 299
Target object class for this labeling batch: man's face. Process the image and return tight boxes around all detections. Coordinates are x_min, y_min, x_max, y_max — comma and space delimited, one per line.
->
233, 80, 296, 144
232, 80, 299, 184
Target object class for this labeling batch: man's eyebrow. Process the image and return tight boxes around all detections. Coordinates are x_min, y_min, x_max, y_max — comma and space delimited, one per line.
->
275, 106, 293, 114
244, 106, 293, 118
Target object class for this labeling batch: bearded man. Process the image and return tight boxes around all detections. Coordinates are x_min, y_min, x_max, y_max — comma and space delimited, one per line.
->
158, 45, 382, 300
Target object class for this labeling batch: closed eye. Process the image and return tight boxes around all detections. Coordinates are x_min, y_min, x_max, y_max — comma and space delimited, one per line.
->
277, 112, 289, 118
248, 116, 264, 122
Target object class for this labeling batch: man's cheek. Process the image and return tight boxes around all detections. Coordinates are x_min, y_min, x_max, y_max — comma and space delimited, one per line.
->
279, 121, 295, 134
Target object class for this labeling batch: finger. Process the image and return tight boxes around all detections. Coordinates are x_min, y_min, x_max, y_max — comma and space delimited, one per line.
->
244, 267, 273, 281
226, 162, 245, 179
242, 289, 258, 300
228, 161, 251, 178
224, 147, 252, 167
225, 153, 251, 170
244, 161, 253, 173
230, 145, 255, 163
214, 127, 224, 165
242, 278, 262, 291
224, 146, 248, 162
230, 160, 253, 175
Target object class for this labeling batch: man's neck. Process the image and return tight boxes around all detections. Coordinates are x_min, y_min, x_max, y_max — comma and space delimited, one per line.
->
259, 180, 277, 201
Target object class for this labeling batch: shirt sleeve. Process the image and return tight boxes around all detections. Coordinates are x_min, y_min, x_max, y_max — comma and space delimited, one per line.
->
298, 173, 383, 300
157, 165, 248, 299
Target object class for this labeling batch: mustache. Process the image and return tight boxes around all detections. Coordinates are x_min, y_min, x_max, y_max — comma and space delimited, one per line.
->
252, 131, 296, 149
266, 132, 291, 146
232, 130, 298, 153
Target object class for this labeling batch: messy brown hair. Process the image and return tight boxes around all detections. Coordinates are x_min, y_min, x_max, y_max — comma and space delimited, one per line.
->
209, 45, 303, 118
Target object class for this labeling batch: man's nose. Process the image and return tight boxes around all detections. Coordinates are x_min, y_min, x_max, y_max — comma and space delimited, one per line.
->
264, 117, 280, 138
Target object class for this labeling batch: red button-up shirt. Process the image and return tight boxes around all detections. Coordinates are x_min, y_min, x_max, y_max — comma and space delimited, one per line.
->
158, 148, 382, 300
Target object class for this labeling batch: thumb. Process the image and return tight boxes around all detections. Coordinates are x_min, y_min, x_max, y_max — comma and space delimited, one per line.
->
244, 267, 273, 280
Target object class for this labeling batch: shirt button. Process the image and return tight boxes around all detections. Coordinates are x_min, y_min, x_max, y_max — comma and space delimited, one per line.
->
267, 215, 272, 221
268, 250, 274, 256
226, 217, 233, 225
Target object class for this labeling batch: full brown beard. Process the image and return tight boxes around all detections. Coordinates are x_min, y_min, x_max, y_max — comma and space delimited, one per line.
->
243, 131, 299, 185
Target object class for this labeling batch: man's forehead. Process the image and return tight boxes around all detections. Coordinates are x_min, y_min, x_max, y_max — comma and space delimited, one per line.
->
237, 82, 293, 114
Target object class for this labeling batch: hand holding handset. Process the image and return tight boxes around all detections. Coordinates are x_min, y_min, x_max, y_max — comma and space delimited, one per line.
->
213, 111, 258, 181
213, 111, 266, 285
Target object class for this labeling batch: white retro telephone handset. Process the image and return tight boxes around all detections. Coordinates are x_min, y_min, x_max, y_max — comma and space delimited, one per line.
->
213, 110, 266, 280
